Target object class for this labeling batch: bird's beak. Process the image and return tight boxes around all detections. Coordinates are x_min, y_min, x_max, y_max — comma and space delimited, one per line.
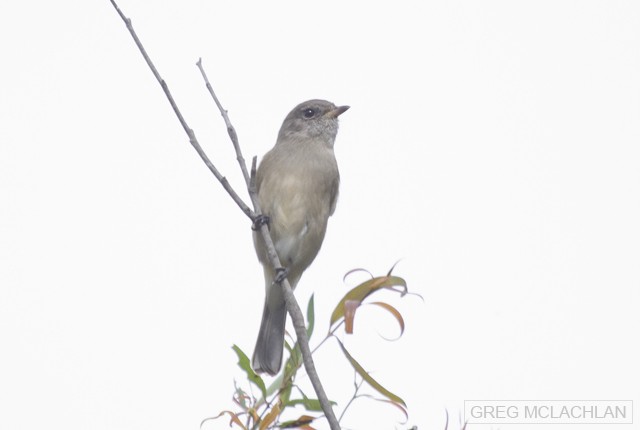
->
326, 105, 350, 118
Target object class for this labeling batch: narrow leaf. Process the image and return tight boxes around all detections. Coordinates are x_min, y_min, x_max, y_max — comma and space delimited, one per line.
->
367, 301, 405, 340
359, 394, 409, 423
386, 260, 402, 276
306, 294, 315, 339
336, 339, 406, 407
279, 415, 316, 428
232, 382, 250, 410
344, 300, 360, 334
285, 387, 336, 411
285, 397, 324, 412
200, 410, 247, 429
343, 267, 373, 282
232, 345, 267, 399
259, 402, 280, 430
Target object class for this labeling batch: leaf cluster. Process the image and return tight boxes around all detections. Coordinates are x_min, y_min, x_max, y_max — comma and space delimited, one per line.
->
203, 266, 419, 429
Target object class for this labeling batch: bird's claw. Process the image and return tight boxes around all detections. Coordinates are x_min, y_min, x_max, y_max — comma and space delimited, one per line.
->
274, 267, 289, 284
252, 214, 270, 231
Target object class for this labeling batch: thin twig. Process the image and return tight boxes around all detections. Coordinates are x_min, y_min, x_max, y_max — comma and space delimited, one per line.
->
109, 2, 340, 428
109, 0, 253, 220
311, 320, 344, 355
338, 374, 365, 423
196, 59, 251, 188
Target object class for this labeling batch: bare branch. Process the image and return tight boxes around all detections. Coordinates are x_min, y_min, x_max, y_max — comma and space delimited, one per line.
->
338, 374, 365, 423
109, 0, 253, 220
110, 1, 340, 428
196, 59, 251, 188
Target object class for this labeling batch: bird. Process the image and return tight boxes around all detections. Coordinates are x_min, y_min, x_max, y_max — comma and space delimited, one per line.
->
251, 99, 349, 375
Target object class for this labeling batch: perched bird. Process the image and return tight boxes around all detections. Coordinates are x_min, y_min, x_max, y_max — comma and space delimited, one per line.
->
252, 99, 349, 375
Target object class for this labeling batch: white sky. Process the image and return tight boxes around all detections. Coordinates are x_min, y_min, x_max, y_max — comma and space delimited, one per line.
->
1, 1, 638, 429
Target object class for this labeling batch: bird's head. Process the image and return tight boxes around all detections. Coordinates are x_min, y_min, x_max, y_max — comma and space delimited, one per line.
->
277, 99, 349, 147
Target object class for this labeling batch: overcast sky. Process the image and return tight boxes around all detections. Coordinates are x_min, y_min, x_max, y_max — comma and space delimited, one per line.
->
1, 1, 638, 430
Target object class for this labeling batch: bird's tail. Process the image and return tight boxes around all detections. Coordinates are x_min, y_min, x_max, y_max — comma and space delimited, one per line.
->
251, 287, 287, 376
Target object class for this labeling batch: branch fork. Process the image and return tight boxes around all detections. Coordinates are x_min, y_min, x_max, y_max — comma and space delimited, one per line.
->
110, 1, 340, 428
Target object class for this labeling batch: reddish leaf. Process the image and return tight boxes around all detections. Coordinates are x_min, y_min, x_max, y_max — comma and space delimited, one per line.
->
330, 275, 407, 328
366, 301, 405, 340
259, 402, 280, 430
200, 410, 247, 429
279, 414, 316, 428
344, 299, 360, 334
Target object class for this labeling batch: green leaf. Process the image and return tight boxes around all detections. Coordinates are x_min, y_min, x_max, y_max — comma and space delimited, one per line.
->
278, 415, 316, 428
285, 388, 336, 412
232, 345, 267, 399
282, 340, 302, 379
306, 294, 315, 339
286, 397, 324, 412
233, 381, 250, 410
279, 381, 293, 406
336, 339, 406, 407
267, 340, 299, 403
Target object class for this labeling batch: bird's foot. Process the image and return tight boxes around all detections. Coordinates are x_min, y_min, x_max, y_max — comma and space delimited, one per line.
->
252, 214, 270, 231
274, 267, 289, 284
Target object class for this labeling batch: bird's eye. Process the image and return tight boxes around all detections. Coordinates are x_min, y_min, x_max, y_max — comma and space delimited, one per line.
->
302, 108, 316, 119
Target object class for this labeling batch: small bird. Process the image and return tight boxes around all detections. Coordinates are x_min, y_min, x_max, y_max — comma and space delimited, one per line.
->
252, 99, 349, 375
